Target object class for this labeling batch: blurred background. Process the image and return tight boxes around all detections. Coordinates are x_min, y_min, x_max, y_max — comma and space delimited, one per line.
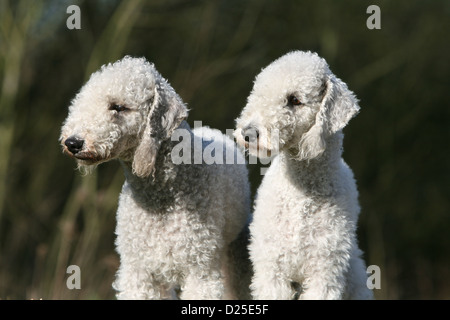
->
0, 0, 448, 299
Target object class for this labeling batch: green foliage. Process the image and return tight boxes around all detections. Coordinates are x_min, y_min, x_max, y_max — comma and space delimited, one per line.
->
0, 0, 448, 299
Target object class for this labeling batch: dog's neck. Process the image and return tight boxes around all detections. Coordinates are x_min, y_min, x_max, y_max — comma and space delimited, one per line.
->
118, 121, 195, 211
281, 132, 344, 195
120, 120, 192, 186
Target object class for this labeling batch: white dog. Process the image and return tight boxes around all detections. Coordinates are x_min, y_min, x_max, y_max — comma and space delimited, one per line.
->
61, 56, 251, 299
235, 51, 373, 300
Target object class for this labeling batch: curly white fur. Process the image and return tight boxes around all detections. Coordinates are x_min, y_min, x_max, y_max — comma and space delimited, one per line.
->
61, 56, 251, 300
235, 51, 373, 300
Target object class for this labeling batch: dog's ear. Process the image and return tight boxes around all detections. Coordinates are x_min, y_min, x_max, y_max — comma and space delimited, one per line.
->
297, 75, 359, 160
132, 79, 188, 178
324, 76, 360, 134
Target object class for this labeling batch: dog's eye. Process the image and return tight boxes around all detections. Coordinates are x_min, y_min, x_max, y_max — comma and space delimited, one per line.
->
109, 104, 128, 112
287, 95, 303, 106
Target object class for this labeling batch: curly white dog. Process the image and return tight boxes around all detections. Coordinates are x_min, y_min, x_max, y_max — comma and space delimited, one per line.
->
235, 51, 373, 300
61, 56, 251, 300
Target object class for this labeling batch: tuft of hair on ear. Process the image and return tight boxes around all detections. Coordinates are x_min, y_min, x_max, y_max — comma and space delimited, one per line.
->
296, 122, 326, 161
296, 74, 359, 161
325, 76, 360, 135
132, 78, 188, 179
132, 136, 160, 178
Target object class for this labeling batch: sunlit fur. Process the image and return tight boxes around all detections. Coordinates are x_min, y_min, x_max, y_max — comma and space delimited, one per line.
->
61, 56, 251, 299
235, 51, 373, 300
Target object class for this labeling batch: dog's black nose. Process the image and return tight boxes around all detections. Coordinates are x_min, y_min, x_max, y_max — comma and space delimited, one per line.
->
242, 125, 259, 143
65, 136, 84, 154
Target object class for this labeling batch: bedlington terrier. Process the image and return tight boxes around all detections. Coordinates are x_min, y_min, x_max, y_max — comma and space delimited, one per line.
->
235, 51, 373, 300
60, 56, 251, 300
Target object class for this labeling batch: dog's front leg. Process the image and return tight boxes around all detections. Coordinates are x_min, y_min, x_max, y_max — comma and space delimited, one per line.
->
113, 263, 169, 299
180, 266, 225, 300
298, 234, 353, 299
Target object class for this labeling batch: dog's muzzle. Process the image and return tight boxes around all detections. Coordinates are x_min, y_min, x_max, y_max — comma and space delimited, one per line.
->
241, 125, 259, 145
63, 136, 101, 162
64, 136, 84, 155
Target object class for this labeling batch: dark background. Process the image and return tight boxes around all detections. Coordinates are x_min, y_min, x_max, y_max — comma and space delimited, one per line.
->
0, 0, 448, 299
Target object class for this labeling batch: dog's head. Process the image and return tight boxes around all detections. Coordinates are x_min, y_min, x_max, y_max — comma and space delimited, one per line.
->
235, 50, 359, 160
60, 56, 188, 177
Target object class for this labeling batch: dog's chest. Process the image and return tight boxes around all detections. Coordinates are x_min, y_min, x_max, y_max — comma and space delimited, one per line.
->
271, 193, 324, 248
115, 184, 214, 269
252, 171, 332, 263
